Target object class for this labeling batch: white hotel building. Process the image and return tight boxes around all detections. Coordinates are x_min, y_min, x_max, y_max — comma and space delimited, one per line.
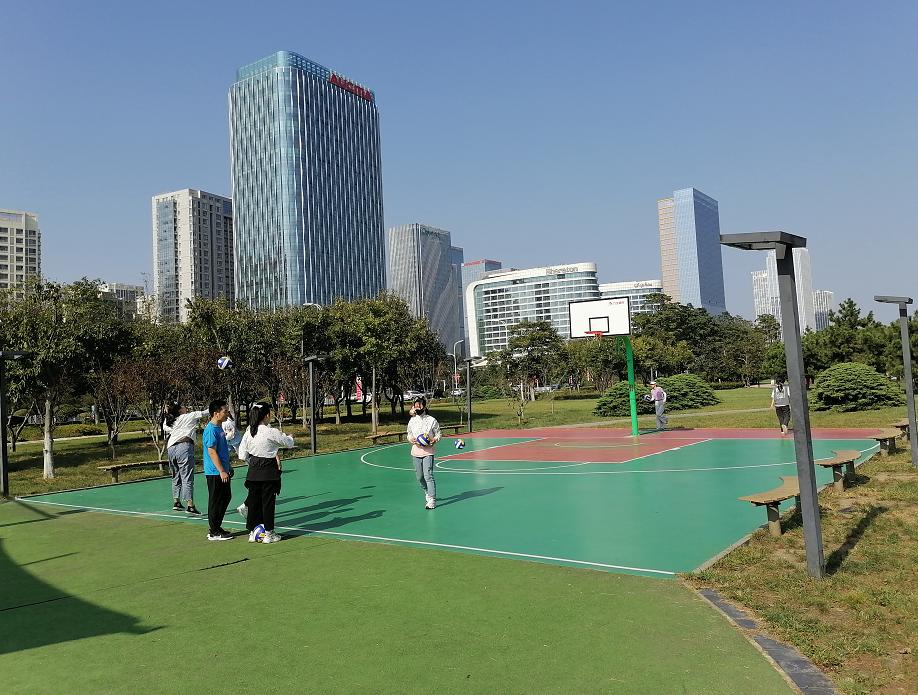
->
465, 262, 600, 356
599, 279, 663, 316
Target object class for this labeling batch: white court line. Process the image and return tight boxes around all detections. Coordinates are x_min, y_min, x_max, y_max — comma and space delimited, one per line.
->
14, 497, 675, 577
362, 440, 879, 476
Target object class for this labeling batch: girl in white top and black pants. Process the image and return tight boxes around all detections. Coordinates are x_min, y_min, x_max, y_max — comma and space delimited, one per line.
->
238, 402, 295, 543
163, 402, 210, 514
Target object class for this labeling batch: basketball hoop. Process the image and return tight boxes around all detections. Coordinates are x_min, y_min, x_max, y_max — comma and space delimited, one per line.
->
585, 330, 606, 340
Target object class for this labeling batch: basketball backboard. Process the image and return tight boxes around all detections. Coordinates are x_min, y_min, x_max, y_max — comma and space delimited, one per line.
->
568, 297, 631, 338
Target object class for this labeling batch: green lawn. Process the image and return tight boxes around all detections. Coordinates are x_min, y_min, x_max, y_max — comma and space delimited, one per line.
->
0, 500, 795, 694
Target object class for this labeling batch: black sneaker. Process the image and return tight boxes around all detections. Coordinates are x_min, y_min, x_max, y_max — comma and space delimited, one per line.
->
186, 506, 202, 516
207, 531, 233, 541
172, 501, 183, 511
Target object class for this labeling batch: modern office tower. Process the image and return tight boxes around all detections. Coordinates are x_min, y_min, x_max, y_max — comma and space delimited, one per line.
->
814, 289, 835, 331
461, 259, 502, 355
386, 223, 464, 351
657, 188, 726, 314
751, 248, 817, 333
152, 189, 234, 324
599, 279, 663, 316
449, 245, 466, 354
229, 51, 385, 310
98, 282, 146, 320
466, 262, 600, 356
0, 209, 41, 291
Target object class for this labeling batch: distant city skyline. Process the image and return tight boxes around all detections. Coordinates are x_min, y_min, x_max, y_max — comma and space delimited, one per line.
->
3, 3, 916, 321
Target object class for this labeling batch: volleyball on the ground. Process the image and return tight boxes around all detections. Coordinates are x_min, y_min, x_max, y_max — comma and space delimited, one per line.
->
217, 355, 233, 370
252, 524, 266, 542
416, 434, 431, 446
455, 438, 465, 449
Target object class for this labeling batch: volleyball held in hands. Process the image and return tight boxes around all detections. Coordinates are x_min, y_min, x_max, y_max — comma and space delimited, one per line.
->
416, 433, 431, 447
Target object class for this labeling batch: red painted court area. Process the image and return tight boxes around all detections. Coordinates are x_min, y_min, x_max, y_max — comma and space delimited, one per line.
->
447, 427, 883, 464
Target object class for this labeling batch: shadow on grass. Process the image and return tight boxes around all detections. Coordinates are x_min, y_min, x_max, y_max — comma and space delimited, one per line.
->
0, 538, 157, 655
826, 505, 888, 575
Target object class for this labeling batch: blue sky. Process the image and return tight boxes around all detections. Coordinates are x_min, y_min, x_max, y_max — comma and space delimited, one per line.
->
2, 1, 916, 320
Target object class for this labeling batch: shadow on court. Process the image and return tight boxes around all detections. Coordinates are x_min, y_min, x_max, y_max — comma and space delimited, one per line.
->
0, 502, 87, 529
436, 486, 503, 508
0, 538, 156, 655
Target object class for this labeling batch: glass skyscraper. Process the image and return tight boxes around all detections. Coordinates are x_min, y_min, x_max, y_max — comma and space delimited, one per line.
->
752, 248, 825, 334
229, 51, 385, 309
657, 188, 726, 314
599, 279, 663, 316
386, 223, 464, 352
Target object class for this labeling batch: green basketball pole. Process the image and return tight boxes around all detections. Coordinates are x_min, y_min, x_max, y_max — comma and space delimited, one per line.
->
624, 336, 639, 437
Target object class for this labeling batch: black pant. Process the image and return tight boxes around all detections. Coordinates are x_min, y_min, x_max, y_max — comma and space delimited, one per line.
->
776, 405, 791, 429
245, 479, 281, 532
206, 475, 233, 534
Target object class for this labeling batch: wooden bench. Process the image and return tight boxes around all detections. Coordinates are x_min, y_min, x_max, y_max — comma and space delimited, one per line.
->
872, 428, 901, 456
98, 460, 168, 483
816, 449, 860, 492
892, 419, 910, 439
365, 424, 465, 446
739, 476, 801, 536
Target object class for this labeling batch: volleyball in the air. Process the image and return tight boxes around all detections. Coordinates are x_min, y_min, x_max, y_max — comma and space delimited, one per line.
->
252, 524, 266, 542
455, 438, 465, 449
217, 356, 233, 370
416, 434, 431, 447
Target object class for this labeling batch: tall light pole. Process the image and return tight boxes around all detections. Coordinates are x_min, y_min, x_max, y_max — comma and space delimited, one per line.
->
452, 339, 464, 391
875, 295, 917, 467
303, 354, 327, 456
463, 357, 481, 433
721, 232, 825, 578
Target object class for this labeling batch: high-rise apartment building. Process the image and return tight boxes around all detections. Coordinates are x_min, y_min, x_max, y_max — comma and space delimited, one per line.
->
229, 51, 385, 310
466, 263, 600, 356
461, 259, 502, 355
599, 279, 663, 316
814, 289, 835, 331
657, 188, 726, 314
0, 209, 41, 291
99, 282, 146, 321
386, 223, 464, 351
152, 189, 234, 324
751, 248, 816, 333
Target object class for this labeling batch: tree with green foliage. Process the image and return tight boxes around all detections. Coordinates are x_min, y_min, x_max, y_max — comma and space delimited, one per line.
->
810, 362, 904, 412
498, 320, 566, 401
593, 373, 719, 417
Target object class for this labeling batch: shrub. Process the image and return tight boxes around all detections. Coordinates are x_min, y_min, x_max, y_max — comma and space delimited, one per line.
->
810, 362, 905, 412
473, 385, 504, 400
593, 374, 719, 417
711, 381, 746, 390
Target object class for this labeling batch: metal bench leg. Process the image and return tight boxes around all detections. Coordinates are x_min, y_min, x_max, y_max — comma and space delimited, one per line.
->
832, 465, 845, 492
889, 438, 897, 453
880, 440, 890, 456
794, 495, 801, 510
844, 462, 855, 478
766, 503, 782, 536
111, 469, 119, 484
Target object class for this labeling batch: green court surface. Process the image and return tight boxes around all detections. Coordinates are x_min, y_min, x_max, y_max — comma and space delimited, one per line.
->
0, 500, 797, 694
16, 427, 879, 578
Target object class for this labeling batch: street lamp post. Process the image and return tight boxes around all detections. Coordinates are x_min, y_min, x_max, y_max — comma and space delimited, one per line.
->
0, 351, 28, 498
875, 295, 917, 467
721, 232, 825, 578
303, 354, 327, 456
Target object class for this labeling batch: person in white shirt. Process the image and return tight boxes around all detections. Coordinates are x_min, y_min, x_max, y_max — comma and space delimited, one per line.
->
650, 381, 668, 431
406, 397, 441, 510
163, 402, 210, 515
237, 402, 295, 543
770, 379, 791, 435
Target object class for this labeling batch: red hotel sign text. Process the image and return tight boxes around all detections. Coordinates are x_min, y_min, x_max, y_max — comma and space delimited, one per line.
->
329, 73, 374, 102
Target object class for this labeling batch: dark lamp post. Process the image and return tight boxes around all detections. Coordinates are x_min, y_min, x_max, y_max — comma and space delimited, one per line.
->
874, 295, 917, 467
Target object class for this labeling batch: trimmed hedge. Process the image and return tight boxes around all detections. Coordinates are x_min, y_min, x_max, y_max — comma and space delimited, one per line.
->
593, 374, 719, 417
472, 386, 504, 400
810, 362, 905, 412
712, 381, 746, 391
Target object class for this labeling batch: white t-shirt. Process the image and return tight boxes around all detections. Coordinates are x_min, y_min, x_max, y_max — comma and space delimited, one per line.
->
237, 425, 295, 461
772, 386, 790, 407
164, 410, 209, 448
407, 414, 441, 457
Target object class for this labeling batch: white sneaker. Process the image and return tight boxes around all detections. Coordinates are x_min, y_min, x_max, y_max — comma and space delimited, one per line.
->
262, 531, 282, 544
237, 503, 248, 519
248, 530, 260, 543
425, 496, 436, 510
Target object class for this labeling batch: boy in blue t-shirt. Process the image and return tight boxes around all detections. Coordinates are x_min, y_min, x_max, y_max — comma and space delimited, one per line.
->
203, 399, 234, 541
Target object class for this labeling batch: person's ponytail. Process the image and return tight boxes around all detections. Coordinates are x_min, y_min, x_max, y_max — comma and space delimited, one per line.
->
249, 402, 271, 437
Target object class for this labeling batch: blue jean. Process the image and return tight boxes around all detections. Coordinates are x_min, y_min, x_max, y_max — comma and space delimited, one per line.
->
168, 441, 195, 502
413, 455, 436, 499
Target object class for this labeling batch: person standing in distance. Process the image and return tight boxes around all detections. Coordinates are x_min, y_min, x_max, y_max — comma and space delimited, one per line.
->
650, 380, 668, 431
238, 402, 295, 544
771, 379, 791, 435
203, 399, 234, 541
407, 397, 441, 509
163, 402, 210, 515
